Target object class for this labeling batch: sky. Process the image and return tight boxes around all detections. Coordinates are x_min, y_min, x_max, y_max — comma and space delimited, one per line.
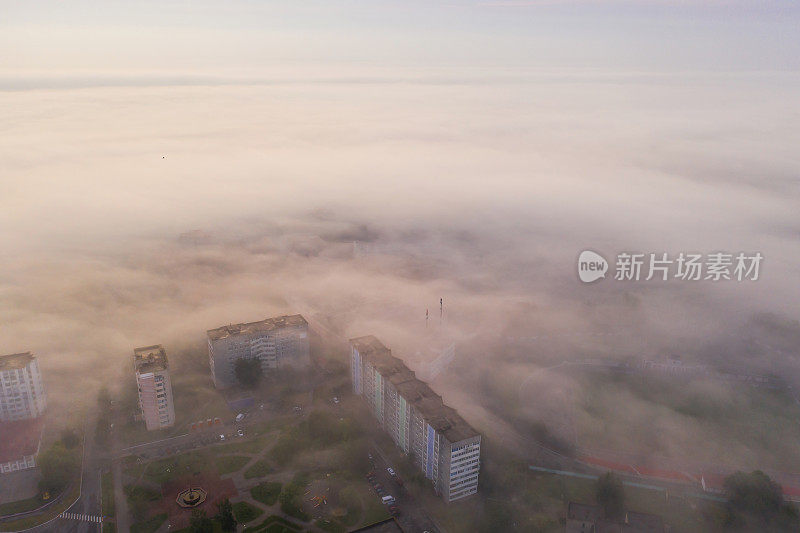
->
1, 0, 799, 470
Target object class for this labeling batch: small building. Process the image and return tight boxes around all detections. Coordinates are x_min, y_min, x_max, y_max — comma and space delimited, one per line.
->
0, 417, 44, 474
207, 314, 310, 389
134, 345, 176, 431
0, 352, 47, 422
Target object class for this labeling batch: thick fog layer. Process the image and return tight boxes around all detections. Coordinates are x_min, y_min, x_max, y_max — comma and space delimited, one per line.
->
1, 70, 799, 472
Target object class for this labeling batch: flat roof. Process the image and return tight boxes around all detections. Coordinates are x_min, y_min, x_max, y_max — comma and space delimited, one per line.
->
351, 336, 479, 443
208, 314, 308, 341
0, 352, 35, 371
0, 417, 44, 463
134, 345, 168, 373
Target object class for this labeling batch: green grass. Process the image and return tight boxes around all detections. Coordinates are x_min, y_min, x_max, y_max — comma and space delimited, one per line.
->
214, 454, 251, 474
0, 480, 80, 531
0, 494, 44, 516
251, 481, 282, 506
140, 451, 207, 484
314, 518, 347, 533
101, 471, 116, 521
124, 484, 161, 504
232, 500, 264, 524
248, 514, 303, 533
130, 512, 167, 533
244, 459, 274, 479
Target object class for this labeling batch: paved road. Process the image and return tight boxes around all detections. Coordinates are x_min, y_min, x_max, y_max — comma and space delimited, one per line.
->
10, 414, 104, 533
369, 443, 440, 533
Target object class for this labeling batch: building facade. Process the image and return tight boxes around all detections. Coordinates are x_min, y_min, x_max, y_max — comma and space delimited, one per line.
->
207, 314, 310, 389
134, 345, 176, 431
0, 352, 47, 422
350, 336, 481, 502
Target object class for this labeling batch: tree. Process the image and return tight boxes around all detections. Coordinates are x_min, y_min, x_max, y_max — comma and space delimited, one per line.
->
217, 498, 237, 532
723, 470, 800, 531
596, 472, 625, 521
60, 428, 80, 449
38, 442, 79, 495
189, 509, 214, 533
234, 358, 263, 388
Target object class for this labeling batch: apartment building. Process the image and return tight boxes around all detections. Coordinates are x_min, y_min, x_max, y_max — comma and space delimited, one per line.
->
134, 345, 176, 431
207, 314, 310, 389
0, 352, 47, 422
350, 336, 481, 502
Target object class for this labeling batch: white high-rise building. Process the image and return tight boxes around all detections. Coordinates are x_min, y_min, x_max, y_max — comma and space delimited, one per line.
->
350, 336, 481, 502
134, 345, 176, 431
0, 352, 47, 422
207, 314, 310, 389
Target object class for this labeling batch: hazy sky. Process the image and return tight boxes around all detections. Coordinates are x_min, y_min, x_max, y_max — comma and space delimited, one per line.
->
2, 0, 800, 76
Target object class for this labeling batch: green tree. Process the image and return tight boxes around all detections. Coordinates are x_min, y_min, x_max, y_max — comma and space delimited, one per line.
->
723, 470, 800, 531
217, 498, 237, 532
38, 442, 79, 494
60, 428, 80, 449
234, 358, 263, 388
189, 509, 214, 533
596, 472, 625, 521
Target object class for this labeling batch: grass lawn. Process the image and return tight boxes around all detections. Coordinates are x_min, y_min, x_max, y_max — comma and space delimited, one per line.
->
130, 512, 167, 533
244, 459, 274, 479
249, 514, 303, 532
0, 494, 44, 516
214, 454, 251, 474
232, 500, 264, 524
140, 451, 207, 485
101, 471, 116, 521
251, 481, 282, 506
0, 480, 80, 531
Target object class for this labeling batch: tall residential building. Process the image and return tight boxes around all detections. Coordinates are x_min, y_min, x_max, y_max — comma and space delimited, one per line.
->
207, 314, 310, 389
350, 336, 481, 502
0, 352, 47, 422
134, 345, 176, 431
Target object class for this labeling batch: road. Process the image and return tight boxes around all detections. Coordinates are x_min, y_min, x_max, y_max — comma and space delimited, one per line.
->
368, 442, 440, 533
12, 413, 104, 533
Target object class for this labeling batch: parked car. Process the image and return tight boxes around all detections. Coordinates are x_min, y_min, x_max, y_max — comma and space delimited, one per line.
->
381, 495, 396, 505
219, 434, 225, 441
236, 428, 244, 437
387, 467, 396, 476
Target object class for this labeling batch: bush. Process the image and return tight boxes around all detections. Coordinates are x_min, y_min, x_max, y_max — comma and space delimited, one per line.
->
232, 501, 264, 524
38, 442, 79, 494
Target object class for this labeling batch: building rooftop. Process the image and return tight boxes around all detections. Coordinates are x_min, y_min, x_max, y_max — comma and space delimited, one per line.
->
208, 314, 308, 341
0, 352, 35, 372
0, 417, 44, 463
134, 345, 169, 373
350, 335, 391, 356
352, 336, 480, 443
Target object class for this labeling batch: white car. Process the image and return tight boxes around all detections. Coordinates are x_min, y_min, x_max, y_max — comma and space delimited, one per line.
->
235, 413, 246, 422
387, 467, 396, 476
237, 428, 244, 437
219, 434, 225, 441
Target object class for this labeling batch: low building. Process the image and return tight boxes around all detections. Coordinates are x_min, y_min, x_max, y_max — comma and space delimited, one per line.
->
207, 314, 310, 389
0, 417, 44, 474
0, 352, 47, 422
350, 335, 481, 502
134, 345, 176, 431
